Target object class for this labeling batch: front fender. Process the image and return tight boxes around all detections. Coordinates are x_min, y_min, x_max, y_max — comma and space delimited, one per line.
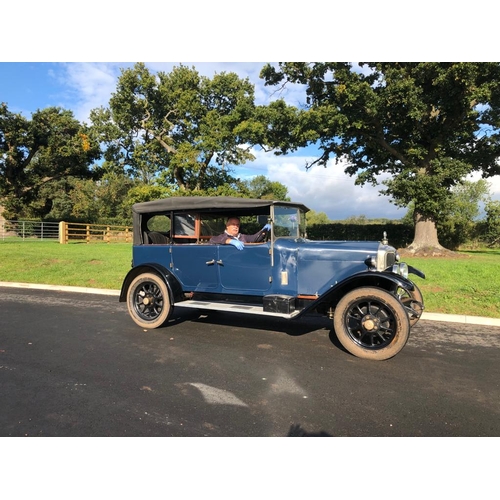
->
119, 264, 184, 303
408, 265, 425, 280
296, 271, 417, 318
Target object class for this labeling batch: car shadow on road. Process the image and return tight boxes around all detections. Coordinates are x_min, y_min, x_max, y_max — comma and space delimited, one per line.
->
166, 307, 328, 334
287, 423, 333, 436
162, 307, 349, 354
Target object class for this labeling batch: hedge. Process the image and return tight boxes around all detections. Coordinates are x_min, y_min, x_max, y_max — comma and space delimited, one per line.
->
306, 223, 414, 248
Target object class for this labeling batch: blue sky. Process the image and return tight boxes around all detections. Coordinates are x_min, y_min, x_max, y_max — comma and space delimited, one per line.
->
2, 60, 499, 220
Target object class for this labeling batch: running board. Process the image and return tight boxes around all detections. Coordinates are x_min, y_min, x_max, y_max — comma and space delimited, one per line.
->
174, 300, 301, 319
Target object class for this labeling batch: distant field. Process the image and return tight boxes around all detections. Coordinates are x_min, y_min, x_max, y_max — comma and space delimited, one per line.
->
0, 240, 498, 318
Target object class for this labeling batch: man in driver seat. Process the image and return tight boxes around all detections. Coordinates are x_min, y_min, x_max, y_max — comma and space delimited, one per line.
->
209, 217, 271, 250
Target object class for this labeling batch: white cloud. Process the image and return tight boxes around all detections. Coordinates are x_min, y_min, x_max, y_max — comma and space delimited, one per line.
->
57, 63, 123, 123
260, 153, 500, 220
491, 177, 500, 201
248, 149, 406, 220
467, 172, 500, 201
258, 154, 500, 220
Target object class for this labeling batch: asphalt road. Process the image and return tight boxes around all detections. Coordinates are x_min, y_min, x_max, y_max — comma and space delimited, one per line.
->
1, 287, 499, 437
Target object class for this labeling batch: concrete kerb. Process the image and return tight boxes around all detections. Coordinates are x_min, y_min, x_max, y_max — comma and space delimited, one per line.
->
1, 281, 499, 328
0, 281, 120, 296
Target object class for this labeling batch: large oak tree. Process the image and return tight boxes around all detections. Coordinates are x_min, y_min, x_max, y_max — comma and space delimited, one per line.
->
0, 103, 100, 219
259, 62, 500, 253
90, 63, 261, 192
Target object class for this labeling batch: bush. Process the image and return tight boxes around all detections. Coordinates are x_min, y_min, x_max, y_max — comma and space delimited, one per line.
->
306, 219, 498, 250
306, 223, 414, 248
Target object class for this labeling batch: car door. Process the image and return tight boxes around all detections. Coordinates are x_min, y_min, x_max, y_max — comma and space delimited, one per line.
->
217, 242, 272, 293
170, 245, 219, 291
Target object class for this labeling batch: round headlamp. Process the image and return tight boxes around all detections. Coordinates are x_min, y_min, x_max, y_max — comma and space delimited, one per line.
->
392, 262, 408, 278
399, 262, 408, 278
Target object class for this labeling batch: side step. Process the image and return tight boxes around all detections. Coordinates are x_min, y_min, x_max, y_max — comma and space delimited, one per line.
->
174, 300, 300, 319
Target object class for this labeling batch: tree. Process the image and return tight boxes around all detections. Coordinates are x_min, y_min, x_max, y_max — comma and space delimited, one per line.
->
69, 173, 137, 224
306, 209, 330, 225
344, 215, 368, 225
28, 177, 79, 221
0, 103, 101, 219
403, 179, 491, 249
259, 63, 500, 254
484, 200, 500, 247
242, 174, 290, 200
439, 179, 491, 248
90, 63, 260, 191
124, 184, 171, 207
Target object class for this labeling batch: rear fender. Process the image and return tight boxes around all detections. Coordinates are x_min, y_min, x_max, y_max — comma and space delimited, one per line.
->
119, 264, 184, 303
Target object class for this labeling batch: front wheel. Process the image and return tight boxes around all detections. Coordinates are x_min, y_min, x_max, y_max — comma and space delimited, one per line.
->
395, 283, 424, 326
127, 273, 172, 329
333, 287, 410, 361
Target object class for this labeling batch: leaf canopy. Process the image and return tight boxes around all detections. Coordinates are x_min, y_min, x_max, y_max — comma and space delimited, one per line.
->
91, 63, 260, 191
260, 62, 500, 223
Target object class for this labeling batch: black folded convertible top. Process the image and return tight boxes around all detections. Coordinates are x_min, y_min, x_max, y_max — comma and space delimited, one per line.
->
132, 196, 309, 214
132, 196, 310, 245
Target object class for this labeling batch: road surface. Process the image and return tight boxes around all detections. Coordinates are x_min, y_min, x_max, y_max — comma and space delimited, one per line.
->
1, 287, 499, 437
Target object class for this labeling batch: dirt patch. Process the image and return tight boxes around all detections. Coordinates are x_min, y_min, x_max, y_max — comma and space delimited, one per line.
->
398, 248, 470, 259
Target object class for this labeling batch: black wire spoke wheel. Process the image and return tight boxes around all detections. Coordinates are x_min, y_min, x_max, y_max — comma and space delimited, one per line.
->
134, 282, 164, 320
345, 300, 394, 347
127, 273, 172, 329
333, 287, 410, 361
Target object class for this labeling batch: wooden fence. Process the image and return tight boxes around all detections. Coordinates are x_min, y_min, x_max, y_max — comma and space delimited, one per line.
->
59, 221, 132, 244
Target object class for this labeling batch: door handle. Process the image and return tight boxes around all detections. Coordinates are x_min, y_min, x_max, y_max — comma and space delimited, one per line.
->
206, 259, 215, 265
217, 260, 223, 265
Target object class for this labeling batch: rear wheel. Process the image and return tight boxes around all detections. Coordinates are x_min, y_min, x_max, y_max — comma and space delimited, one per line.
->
127, 273, 172, 329
333, 287, 410, 361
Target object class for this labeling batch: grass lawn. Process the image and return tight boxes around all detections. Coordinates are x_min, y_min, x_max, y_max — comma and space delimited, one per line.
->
0, 240, 498, 318
0, 240, 132, 290
402, 249, 500, 319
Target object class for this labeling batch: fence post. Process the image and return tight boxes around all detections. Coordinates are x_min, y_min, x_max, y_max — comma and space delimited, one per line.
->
59, 221, 67, 244
86, 225, 90, 244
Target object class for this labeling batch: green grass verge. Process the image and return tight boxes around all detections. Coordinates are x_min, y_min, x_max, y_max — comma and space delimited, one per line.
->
403, 249, 500, 318
0, 241, 131, 290
0, 240, 498, 318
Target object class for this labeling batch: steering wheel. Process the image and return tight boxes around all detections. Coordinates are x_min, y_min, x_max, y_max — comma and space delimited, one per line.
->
254, 229, 269, 243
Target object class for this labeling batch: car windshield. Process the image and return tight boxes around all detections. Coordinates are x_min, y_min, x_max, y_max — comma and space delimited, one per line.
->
273, 206, 306, 238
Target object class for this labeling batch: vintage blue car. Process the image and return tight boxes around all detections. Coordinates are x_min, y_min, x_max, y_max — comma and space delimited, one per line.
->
119, 196, 425, 360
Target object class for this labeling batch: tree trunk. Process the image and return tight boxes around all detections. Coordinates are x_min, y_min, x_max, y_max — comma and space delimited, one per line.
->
173, 167, 186, 191
406, 211, 452, 256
